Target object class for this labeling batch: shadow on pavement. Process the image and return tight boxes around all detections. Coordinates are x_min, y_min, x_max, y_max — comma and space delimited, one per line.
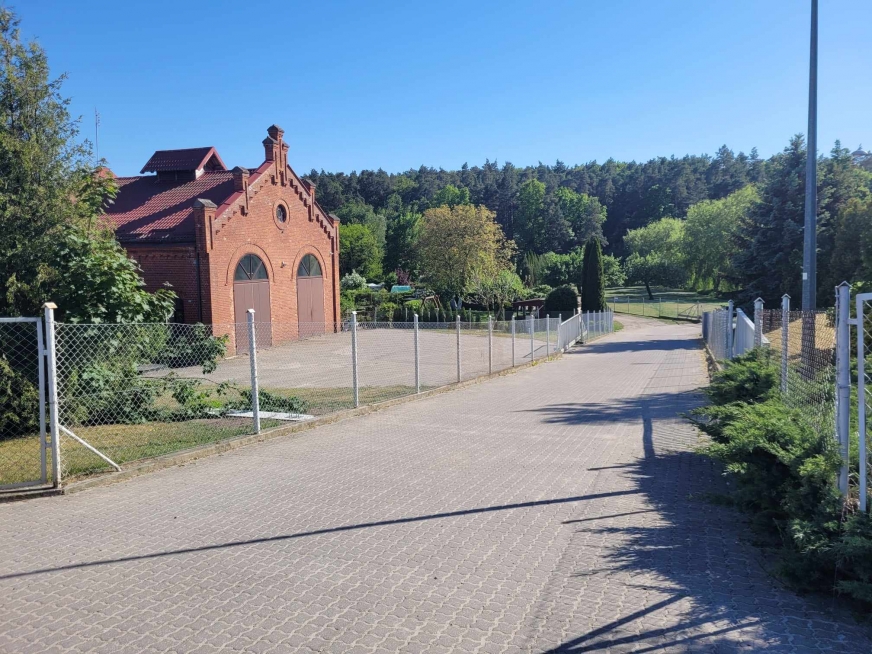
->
527, 394, 872, 652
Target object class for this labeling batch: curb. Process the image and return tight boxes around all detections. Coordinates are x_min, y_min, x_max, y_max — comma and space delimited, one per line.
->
58, 351, 565, 497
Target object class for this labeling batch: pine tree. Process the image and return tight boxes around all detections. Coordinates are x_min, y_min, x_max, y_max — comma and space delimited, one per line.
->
580, 238, 605, 312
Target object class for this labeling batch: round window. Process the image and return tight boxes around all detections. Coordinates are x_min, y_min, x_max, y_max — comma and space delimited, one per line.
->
275, 204, 287, 223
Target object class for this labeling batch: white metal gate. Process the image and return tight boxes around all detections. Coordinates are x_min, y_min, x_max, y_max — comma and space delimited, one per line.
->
0, 317, 49, 490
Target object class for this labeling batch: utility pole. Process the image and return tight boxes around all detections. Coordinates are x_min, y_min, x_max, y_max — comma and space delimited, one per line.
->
802, 0, 818, 310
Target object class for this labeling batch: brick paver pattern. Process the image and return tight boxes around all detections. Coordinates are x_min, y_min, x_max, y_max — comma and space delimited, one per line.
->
1, 316, 870, 653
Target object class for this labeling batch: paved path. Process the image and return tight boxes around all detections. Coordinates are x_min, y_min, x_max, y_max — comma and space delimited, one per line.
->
1, 317, 870, 653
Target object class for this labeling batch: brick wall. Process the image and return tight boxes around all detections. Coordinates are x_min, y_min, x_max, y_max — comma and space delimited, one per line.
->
126, 245, 201, 323
120, 126, 340, 354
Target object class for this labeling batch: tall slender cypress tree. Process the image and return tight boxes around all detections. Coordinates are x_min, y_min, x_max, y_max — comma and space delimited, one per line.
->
581, 238, 605, 312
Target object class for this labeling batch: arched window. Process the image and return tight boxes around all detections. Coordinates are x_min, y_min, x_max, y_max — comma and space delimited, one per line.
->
234, 254, 268, 281
297, 254, 322, 278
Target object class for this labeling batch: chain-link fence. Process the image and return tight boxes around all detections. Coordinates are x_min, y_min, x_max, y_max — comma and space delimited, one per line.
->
702, 309, 731, 361
38, 312, 592, 483
0, 318, 48, 488
760, 309, 837, 439
53, 322, 257, 480
610, 296, 706, 321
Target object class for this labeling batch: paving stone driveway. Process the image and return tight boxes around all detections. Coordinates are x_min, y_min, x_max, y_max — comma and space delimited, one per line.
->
1, 316, 870, 653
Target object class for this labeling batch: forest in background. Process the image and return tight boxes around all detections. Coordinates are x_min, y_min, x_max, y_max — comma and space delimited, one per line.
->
308, 139, 872, 308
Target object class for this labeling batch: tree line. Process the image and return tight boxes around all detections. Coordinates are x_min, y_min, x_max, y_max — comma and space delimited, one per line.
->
312, 136, 872, 308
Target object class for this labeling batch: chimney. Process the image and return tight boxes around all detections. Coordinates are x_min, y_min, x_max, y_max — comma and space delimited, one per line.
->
262, 136, 277, 162
232, 166, 249, 193
193, 198, 217, 252
263, 124, 284, 164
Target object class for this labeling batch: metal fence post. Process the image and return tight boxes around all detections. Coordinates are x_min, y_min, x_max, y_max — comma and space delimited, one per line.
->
557, 314, 562, 351
529, 314, 534, 361
753, 298, 764, 349
351, 311, 360, 407
43, 303, 61, 487
456, 314, 461, 383
781, 295, 790, 393
246, 309, 261, 434
414, 313, 420, 393
726, 300, 735, 360
857, 292, 868, 513
511, 316, 516, 367
642, 297, 645, 316
836, 283, 851, 496
488, 315, 493, 374
545, 315, 550, 356
659, 297, 662, 317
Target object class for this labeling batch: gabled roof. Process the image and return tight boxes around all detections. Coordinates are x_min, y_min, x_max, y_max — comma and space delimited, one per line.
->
140, 146, 227, 174
108, 172, 235, 244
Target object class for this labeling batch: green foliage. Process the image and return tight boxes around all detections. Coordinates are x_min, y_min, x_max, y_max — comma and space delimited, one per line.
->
683, 185, 759, 291
384, 210, 421, 275
417, 204, 514, 299
0, 8, 175, 322
340, 270, 367, 291
694, 353, 872, 606
339, 223, 383, 280
516, 179, 547, 254
544, 285, 578, 313
601, 254, 626, 287
336, 200, 386, 250
242, 388, 307, 415
154, 325, 227, 374
467, 269, 524, 318
376, 301, 399, 321
703, 350, 779, 406
541, 249, 584, 288
580, 238, 605, 312
554, 187, 607, 249
0, 355, 39, 439
733, 138, 872, 305
623, 218, 687, 299
431, 184, 470, 208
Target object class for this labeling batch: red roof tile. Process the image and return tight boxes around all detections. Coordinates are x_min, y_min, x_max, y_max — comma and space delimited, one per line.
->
106, 172, 235, 244
140, 147, 227, 174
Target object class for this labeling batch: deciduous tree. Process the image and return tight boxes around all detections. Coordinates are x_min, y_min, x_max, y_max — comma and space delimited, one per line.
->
683, 185, 759, 291
417, 204, 515, 300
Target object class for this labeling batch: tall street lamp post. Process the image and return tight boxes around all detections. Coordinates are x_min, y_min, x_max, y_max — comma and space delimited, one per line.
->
802, 0, 818, 310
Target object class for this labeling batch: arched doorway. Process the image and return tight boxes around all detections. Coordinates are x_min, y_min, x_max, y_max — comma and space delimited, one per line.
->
233, 253, 272, 353
296, 253, 324, 338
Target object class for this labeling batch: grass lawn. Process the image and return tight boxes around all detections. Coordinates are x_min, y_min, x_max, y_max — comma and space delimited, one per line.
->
1, 385, 426, 484
606, 286, 728, 321
614, 320, 624, 332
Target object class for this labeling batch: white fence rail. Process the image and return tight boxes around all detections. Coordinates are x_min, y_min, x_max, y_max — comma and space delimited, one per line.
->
1, 307, 615, 489
702, 288, 872, 512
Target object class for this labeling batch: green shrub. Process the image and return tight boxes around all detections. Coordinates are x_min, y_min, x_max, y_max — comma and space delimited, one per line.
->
376, 301, 399, 321
544, 285, 578, 313
694, 352, 872, 606
704, 350, 778, 406
154, 324, 227, 374
340, 270, 367, 291
0, 356, 39, 439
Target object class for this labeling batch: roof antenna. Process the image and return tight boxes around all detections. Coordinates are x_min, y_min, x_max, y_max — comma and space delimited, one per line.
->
95, 108, 100, 163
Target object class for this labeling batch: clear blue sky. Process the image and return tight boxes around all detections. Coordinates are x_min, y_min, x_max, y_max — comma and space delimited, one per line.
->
18, 0, 872, 177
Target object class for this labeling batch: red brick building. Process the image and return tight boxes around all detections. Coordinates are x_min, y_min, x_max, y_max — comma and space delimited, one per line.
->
105, 125, 340, 352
